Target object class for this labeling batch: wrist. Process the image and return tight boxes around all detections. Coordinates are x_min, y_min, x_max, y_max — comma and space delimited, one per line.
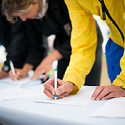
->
50, 50, 63, 61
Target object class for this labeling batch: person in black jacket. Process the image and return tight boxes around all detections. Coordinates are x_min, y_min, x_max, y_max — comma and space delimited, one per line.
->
0, 1, 47, 80
2, 0, 103, 86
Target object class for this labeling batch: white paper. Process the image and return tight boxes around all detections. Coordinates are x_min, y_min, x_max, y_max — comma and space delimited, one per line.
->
91, 97, 125, 118
36, 89, 94, 106
0, 77, 32, 85
0, 88, 42, 101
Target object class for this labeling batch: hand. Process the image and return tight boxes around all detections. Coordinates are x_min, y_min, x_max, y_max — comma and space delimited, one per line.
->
91, 85, 125, 100
0, 70, 8, 79
43, 77, 74, 99
63, 23, 71, 36
31, 50, 63, 81
9, 68, 27, 80
31, 56, 53, 81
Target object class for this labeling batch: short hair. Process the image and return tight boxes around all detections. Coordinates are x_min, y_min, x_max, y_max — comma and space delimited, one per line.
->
2, 0, 47, 23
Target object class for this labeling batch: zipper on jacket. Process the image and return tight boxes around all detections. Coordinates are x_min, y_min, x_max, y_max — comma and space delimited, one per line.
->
100, 1, 106, 20
98, 0, 124, 42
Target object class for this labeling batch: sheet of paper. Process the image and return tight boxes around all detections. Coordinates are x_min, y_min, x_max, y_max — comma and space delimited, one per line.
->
0, 77, 33, 85
36, 89, 94, 106
0, 88, 42, 101
91, 97, 125, 118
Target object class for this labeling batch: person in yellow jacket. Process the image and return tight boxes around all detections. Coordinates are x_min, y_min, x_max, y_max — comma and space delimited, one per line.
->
3, 0, 125, 100
43, 0, 125, 100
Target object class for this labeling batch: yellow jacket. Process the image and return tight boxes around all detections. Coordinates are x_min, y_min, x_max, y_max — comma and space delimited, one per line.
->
63, 0, 125, 94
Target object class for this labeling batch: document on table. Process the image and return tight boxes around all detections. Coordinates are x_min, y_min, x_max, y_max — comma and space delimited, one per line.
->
0, 88, 42, 101
36, 89, 94, 106
0, 77, 32, 85
91, 97, 125, 118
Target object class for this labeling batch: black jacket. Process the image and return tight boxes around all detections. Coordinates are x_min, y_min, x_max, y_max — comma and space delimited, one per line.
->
0, 4, 47, 71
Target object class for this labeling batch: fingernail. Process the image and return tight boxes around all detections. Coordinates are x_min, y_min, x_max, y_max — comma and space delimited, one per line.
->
56, 91, 60, 95
102, 97, 105, 100
96, 97, 100, 100
91, 97, 95, 100
64, 93, 67, 96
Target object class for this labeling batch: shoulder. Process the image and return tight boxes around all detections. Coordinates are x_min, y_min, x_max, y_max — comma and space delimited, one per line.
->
65, 0, 82, 9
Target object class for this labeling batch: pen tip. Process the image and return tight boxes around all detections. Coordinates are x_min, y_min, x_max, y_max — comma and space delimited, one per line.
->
54, 94, 57, 100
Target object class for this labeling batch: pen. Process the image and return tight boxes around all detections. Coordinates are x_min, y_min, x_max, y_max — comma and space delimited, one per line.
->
9, 60, 17, 81
54, 67, 57, 100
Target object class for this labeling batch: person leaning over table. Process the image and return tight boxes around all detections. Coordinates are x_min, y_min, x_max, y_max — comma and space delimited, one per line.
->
2, 0, 72, 81
56, 0, 103, 86
2, 0, 68, 81
2, 0, 103, 86
44, 0, 125, 100
0, 0, 47, 80
32, 0, 103, 86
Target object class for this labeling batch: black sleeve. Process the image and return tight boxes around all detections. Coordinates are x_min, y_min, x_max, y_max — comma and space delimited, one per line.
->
4, 19, 28, 70
24, 19, 47, 69
0, 3, 11, 49
4, 19, 47, 71
54, 32, 71, 60
57, 0, 71, 26
52, 0, 71, 60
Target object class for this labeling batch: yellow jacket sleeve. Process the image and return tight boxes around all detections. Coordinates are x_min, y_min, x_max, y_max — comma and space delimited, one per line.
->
113, 50, 125, 89
63, 0, 97, 94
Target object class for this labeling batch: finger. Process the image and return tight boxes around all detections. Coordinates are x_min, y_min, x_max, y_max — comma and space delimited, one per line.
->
56, 80, 73, 96
9, 69, 18, 81
16, 72, 25, 80
31, 74, 37, 80
31, 68, 41, 80
101, 92, 116, 100
43, 73, 48, 82
57, 92, 69, 99
31, 73, 40, 80
43, 77, 55, 95
19, 74, 26, 79
9, 75, 15, 80
57, 79, 63, 86
91, 86, 105, 100
8, 71, 12, 76
9, 72, 15, 80
97, 86, 112, 100
36, 74, 41, 80
43, 77, 54, 86
44, 89, 54, 99
35, 70, 46, 80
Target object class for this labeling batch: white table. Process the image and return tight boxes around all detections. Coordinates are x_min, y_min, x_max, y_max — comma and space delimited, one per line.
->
0, 80, 124, 125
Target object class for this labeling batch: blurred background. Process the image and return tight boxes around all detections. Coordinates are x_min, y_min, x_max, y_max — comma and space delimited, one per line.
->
0, 15, 111, 86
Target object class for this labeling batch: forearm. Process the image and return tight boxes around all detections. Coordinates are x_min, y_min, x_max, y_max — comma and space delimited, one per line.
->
48, 50, 63, 61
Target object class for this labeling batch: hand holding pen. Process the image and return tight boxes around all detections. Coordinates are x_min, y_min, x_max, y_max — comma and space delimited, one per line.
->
9, 68, 28, 80
9, 62, 32, 80
43, 74, 74, 99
